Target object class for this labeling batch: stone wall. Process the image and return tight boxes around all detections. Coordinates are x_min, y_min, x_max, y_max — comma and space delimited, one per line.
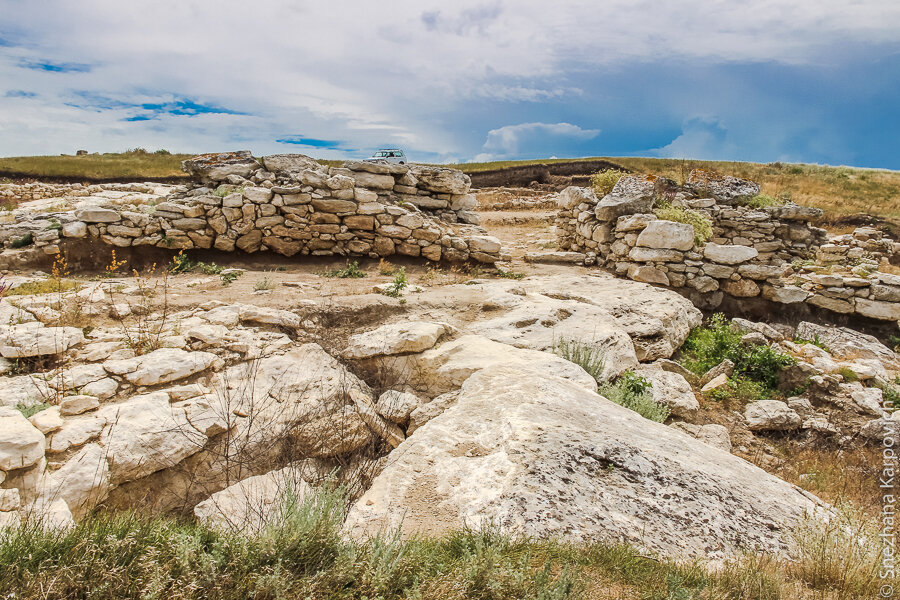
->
0, 182, 162, 203
554, 170, 900, 323
0, 152, 502, 264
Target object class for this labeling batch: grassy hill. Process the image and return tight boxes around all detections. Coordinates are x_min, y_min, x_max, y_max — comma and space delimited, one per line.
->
2, 152, 898, 220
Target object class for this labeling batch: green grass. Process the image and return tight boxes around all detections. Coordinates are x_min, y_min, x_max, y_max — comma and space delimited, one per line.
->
320, 260, 366, 279
381, 266, 409, 297
597, 371, 670, 423
679, 314, 796, 398
743, 193, 785, 209
6, 278, 80, 296
0, 484, 883, 599
15, 402, 51, 419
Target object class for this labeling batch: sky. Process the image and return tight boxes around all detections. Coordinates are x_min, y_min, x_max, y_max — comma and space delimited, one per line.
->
1, 1, 899, 168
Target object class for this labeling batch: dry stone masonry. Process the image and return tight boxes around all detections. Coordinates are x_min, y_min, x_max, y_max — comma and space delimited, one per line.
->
554, 170, 900, 322
0, 152, 502, 264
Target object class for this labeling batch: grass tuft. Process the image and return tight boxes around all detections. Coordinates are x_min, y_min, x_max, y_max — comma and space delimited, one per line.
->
320, 260, 366, 279
552, 337, 605, 381
653, 203, 713, 245
597, 371, 670, 422
590, 169, 624, 197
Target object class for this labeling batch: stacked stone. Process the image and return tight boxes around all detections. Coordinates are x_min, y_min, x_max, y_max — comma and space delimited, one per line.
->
0, 182, 158, 203
554, 170, 900, 321
0, 152, 502, 264
817, 227, 900, 265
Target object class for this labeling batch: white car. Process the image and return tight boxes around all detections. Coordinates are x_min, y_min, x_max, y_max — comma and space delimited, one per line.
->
366, 148, 407, 164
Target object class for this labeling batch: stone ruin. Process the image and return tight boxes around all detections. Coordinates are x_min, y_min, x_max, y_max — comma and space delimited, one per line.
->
0, 151, 503, 266
554, 170, 900, 322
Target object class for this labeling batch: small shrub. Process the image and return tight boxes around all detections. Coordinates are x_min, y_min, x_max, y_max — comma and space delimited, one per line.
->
254, 274, 276, 291
590, 169, 624, 197
653, 204, 713, 245
169, 249, 197, 273
10, 232, 33, 248
197, 262, 223, 275
794, 334, 830, 352
154, 149, 171, 155
220, 271, 240, 287
743, 194, 784, 208
788, 165, 804, 175
873, 378, 900, 411
15, 402, 51, 419
381, 267, 408, 297
889, 334, 900, 353
103, 249, 128, 277
837, 367, 859, 382
378, 258, 395, 276
553, 338, 605, 381
707, 375, 768, 403
494, 268, 524, 280
598, 371, 670, 422
321, 260, 366, 279
679, 314, 795, 391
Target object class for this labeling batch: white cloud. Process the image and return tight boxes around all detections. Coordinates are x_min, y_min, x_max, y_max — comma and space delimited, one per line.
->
474, 122, 601, 161
0, 0, 898, 158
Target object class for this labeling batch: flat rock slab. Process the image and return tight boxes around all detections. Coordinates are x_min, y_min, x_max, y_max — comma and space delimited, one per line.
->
104, 348, 222, 386
523, 251, 586, 264
345, 365, 824, 559
0, 325, 85, 358
344, 321, 453, 359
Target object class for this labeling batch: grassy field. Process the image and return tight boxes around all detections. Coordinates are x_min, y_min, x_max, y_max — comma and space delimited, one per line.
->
0, 150, 193, 180
0, 484, 882, 600
2, 151, 899, 220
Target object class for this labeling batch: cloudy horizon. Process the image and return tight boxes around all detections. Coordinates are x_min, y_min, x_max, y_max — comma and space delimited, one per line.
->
1, 1, 899, 168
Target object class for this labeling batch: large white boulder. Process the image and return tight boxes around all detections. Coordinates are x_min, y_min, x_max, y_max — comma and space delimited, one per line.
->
46, 443, 111, 519
744, 400, 802, 431
594, 175, 657, 221
99, 392, 208, 484
345, 365, 823, 559
636, 220, 695, 251
408, 165, 470, 195
467, 274, 702, 364
634, 366, 699, 416
407, 335, 598, 395
194, 465, 311, 532
0, 407, 46, 472
344, 321, 453, 359
795, 322, 900, 371
0, 374, 52, 408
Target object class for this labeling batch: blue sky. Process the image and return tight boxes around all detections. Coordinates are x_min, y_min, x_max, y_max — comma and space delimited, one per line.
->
1, 1, 899, 168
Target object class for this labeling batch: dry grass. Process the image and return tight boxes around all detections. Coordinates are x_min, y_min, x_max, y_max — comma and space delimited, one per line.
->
0, 150, 194, 180
770, 446, 884, 516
